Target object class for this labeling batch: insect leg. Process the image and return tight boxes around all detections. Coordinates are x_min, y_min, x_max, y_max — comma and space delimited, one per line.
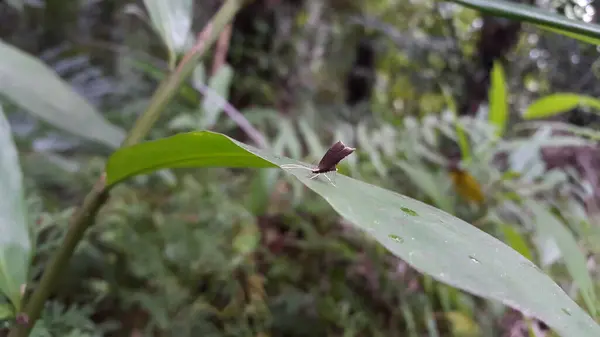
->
281, 164, 312, 170
323, 173, 336, 187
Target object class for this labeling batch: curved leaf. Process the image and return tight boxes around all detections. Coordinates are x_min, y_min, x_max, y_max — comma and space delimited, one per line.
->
143, 0, 193, 54
0, 41, 125, 148
105, 131, 600, 337
105, 132, 277, 185
524, 93, 600, 119
0, 105, 32, 312
539, 25, 600, 46
450, 0, 600, 42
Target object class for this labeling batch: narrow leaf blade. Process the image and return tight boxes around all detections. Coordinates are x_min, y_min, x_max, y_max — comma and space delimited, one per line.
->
451, 0, 600, 41
105, 131, 600, 337
0, 105, 32, 311
105, 132, 277, 186
0, 41, 125, 148
488, 61, 508, 137
524, 93, 600, 119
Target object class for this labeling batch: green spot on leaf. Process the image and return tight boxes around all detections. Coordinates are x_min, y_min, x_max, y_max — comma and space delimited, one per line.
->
400, 207, 418, 216
388, 234, 404, 243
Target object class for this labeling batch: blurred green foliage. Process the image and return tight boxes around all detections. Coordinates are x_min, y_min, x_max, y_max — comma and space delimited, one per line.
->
2, 0, 600, 336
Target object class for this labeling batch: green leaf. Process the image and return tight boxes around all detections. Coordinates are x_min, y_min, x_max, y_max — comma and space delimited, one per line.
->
357, 122, 386, 177
0, 105, 32, 312
105, 131, 600, 337
192, 63, 206, 86
297, 118, 325, 159
441, 86, 471, 162
525, 200, 598, 318
0, 40, 125, 148
105, 132, 277, 186
450, 0, 600, 42
499, 224, 533, 261
424, 302, 441, 337
488, 61, 508, 137
455, 122, 471, 164
200, 65, 234, 128
142, 0, 193, 54
537, 25, 600, 46
524, 93, 600, 119
395, 161, 454, 213
0, 302, 15, 320
401, 304, 418, 337
278, 118, 302, 160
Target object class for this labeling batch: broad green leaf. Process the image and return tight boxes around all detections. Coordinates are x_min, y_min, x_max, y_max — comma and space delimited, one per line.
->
105, 131, 600, 337
143, 0, 193, 54
450, 0, 600, 41
0, 40, 125, 148
524, 93, 600, 119
105, 132, 277, 185
0, 105, 32, 312
525, 200, 598, 318
488, 62, 508, 137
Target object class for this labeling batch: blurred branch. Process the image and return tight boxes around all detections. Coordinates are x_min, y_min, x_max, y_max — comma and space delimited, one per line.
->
194, 83, 269, 148
211, 23, 233, 76
8, 1, 247, 336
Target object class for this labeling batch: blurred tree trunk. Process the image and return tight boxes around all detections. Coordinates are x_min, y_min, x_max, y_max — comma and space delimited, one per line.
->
458, 0, 534, 116
43, 0, 78, 49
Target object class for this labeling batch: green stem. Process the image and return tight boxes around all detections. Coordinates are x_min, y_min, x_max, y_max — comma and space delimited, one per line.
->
8, 1, 246, 336
123, 0, 246, 147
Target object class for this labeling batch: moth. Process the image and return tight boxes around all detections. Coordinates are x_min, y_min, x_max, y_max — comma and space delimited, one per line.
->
280, 141, 356, 186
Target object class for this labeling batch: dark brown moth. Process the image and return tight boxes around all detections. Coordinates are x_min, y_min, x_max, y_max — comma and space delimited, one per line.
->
281, 141, 356, 186
313, 141, 356, 173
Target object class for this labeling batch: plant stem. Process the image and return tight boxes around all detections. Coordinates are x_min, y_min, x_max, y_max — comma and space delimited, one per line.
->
122, 0, 246, 147
8, 1, 246, 336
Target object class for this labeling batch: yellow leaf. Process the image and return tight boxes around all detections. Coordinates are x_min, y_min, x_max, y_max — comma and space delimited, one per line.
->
445, 311, 481, 336
449, 169, 485, 205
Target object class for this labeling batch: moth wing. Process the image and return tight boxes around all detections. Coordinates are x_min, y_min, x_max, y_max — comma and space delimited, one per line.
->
317, 141, 356, 169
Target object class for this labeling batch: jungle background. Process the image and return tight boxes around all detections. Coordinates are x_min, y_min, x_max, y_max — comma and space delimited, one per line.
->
2, 0, 600, 336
